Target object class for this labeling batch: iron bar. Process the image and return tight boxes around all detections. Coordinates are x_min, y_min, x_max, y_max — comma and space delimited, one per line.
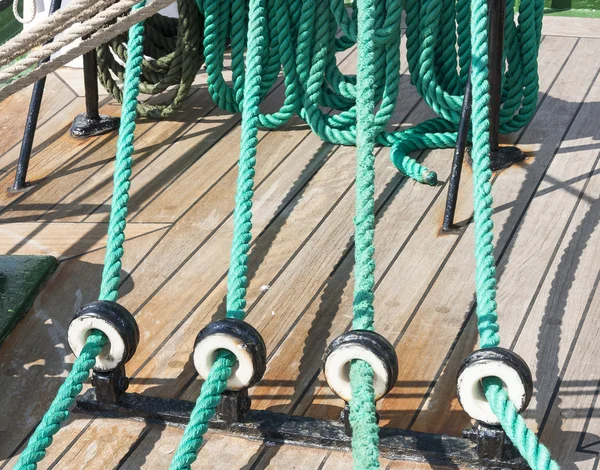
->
75, 388, 528, 469
83, 51, 100, 120
486, 0, 525, 170
69, 48, 120, 138
11, 0, 63, 192
442, 76, 472, 233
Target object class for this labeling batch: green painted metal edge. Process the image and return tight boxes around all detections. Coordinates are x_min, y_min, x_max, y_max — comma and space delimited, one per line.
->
544, 7, 600, 16
0, 255, 58, 345
543, 0, 600, 17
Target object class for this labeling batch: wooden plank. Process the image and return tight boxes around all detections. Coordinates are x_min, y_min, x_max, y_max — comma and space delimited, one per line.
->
15, 32, 576, 470
95, 46, 357, 224
52, 71, 276, 225
0, 97, 91, 181
542, 16, 600, 38
539, 281, 600, 465
14, 45, 418, 467
81, 85, 295, 224
0, 45, 361, 466
1, 29, 597, 470
0, 67, 227, 221
0, 93, 200, 222
503, 76, 600, 464
366, 36, 600, 432
54, 68, 110, 98
0, 100, 127, 214
117, 428, 264, 469
0, 222, 170, 260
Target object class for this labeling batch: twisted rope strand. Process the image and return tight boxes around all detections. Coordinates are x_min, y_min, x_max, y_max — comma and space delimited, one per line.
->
100, 5, 146, 301
468, 0, 559, 465
349, 0, 380, 467
14, 331, 106, 470
168, 352, 236, 470
14, 8, 146, 468
168, 0, 267, 466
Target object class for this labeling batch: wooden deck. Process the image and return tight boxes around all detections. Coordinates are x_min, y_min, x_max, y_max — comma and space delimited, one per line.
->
1, 15, 599, 469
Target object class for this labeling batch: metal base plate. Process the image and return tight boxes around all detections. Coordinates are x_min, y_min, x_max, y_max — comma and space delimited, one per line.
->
7, 182, 36, 194
70, 113, 120, 139
466, 146, 526, 171
0, 255, 57, 344
75, 389, 528, 469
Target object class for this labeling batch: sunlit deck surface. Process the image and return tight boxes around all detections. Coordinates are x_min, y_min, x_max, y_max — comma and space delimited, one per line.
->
1, 15, 600, 469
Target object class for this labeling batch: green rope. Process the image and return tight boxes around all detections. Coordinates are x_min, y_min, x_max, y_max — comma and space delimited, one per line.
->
468, 0, 559, 466
168, 351, 236, 469
167, 0, 553, 467
14, 332, 105, 470
193, 0, 543, 189
348, 0, 380, 467
168, 0, 267, 468
14, 7, 146, 469
98, 5, 146, 303
97, 0, 203, 119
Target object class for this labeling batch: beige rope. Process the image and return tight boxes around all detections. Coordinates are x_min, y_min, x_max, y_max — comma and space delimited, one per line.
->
0, 0, 176, 101
0, 0, 151, 80
13, 0, 36, 24
0, 0, 119, 67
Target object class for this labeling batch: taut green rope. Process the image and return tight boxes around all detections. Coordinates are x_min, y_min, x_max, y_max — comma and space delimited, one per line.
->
14, 6, 146, 469
348, 0, 380, 467
468, 0, 559, 466
13, 332, 106, 470
168, 0, 267, 468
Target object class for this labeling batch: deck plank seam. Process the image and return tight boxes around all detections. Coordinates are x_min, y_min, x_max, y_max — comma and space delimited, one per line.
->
58, 224, 171, 262
52, 70, 80, 99
42, 89, 212, 223
91, 47, 355, 225
123, 45, 358, 224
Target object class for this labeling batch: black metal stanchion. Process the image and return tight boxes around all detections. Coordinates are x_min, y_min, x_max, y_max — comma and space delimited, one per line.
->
442, 76, 472, 233
69, 50, 120, 138
441, 0, 525, 231
485, 0, 525, 170
11, 0, 63, 192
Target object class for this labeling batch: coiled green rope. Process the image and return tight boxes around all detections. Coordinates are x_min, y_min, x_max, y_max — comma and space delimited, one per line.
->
14, 6, 146, 469
468, 0, 559, 467
192, 0, 542, 189
97, 0, 203, 119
